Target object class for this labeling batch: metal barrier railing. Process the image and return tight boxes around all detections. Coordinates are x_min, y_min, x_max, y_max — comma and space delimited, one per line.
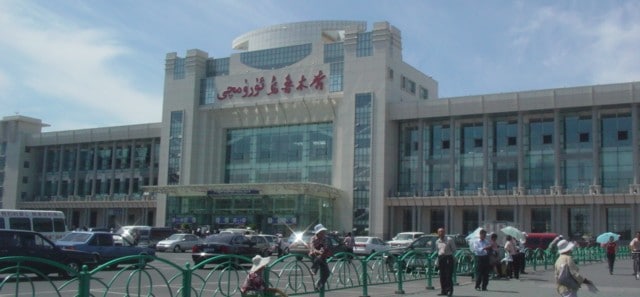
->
0, 246, 616, 297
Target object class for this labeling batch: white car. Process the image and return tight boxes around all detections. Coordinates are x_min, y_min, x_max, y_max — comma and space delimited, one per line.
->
353, 236, 391, 255
387, 232, 425, 248
155, 233, 202, 252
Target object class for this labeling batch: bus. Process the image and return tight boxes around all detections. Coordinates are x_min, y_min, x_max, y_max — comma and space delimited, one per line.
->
0, 209, 69, 241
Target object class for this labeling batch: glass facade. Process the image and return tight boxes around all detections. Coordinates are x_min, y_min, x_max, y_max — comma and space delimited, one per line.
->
168, 111, 184, 185
206, 57, 230, 77
353, 93, 372, 233
225, 123, 333, 184
600, 113, 632, 193
32, 139, 158, 201
173, 58, 185, 80
166, 192, 333, 235
324, 42, 344, 93
606, 207, 631, 239
398, 123, 419, 195
526, 118, 555, 193
240, 43, 312, 70
458, 123, 483, 194
356, 32, 372, 57
568, 207, 591, 239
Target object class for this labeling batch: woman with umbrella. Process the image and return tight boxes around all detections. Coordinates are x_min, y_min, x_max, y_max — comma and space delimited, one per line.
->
601, 236, 618, 274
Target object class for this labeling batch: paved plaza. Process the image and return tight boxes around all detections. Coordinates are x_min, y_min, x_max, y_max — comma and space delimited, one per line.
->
324, 258, 639, 297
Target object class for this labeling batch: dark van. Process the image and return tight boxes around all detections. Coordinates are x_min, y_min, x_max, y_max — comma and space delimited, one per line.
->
524, 233, 558, 250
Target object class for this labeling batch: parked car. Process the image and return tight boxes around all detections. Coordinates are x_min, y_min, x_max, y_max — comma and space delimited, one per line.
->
259, 234, 279, 255
387, 232, 425, 248
155, 233, 202, 252
353, 236, 391, 255
246, 234, 274, 256
191, 233, 262, 266
0, 229, 96, 278
114, 225, 177, 248
285, 231, 348, 257
56, 231, 155, 268
389, 234, 438, 256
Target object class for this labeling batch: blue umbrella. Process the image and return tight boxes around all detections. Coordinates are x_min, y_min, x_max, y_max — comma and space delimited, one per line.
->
596, 232, 620, 244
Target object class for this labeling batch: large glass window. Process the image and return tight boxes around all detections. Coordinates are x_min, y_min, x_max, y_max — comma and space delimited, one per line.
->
607, 207, 631, 239
353, 93, 372, 233
601, 114, 632, 193
494, 120, 517, 155
564, 115, 592, 151
526, 118, 555, 192
173, 57, 185, 79
168, 111, 184, 185
241, 44, 311, 70
568, 207, 591, 240
462, 209, 479, 235
458, 123, 483, 192
398, 124, 419, 195
225, 123, 333, 185
356, 32, 372, 57
530, 208, 551, 232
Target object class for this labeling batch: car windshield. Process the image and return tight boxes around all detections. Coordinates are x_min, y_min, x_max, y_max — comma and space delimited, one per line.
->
355, 237, 369, 243
166, 234, 185, 240
58, 232, 92, 242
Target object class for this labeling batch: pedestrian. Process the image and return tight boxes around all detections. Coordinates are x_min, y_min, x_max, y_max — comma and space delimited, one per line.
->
343, 232, 355, 261
276, 233, 284, 257
472, 229, 492, 291
554, 239, 594, 297
309, 223, 332, 291
515, 234, 527, 275
629, 231, 640, 279
489, 233, 505, 279
240, 255, 286, 296
435, 227, 456, 296
601, 236, 617, 275
504, 235, 518, 279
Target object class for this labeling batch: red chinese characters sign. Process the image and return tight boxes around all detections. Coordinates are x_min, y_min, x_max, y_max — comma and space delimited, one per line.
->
217, 70, 326, 100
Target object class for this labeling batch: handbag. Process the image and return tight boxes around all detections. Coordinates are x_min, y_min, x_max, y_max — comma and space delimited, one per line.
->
557, 264, 580, 289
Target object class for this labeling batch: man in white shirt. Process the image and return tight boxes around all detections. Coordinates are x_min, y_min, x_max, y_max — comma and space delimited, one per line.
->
435, 227, 456, 296
630, 231, 640, 279
472, 229, 492, 291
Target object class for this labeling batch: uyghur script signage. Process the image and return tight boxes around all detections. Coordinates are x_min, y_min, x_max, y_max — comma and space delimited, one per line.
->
216, 70, 326, 100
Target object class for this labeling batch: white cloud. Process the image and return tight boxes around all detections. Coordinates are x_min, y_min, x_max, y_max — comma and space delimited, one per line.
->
0, 1, 161, 131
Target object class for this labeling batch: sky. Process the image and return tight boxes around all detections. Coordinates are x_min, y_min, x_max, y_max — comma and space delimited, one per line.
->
1, 0, 639, 132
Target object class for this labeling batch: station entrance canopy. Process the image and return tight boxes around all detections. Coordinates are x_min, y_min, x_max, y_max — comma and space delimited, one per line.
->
144, 183, 342, 234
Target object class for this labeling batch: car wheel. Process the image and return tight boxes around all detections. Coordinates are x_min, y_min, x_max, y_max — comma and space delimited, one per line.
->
60, 261, 81, 278
173, 245, 182, 253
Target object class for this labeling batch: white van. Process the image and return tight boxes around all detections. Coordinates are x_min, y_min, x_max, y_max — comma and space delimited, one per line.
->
0, 209, 68, 241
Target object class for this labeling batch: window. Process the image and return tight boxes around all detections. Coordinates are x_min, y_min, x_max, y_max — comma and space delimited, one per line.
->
388, 68, 394, 80
579, 133, 589, 142
508, 137, 517, 146
22, 176, 28, 184
542, 134, 552, 144
618, 131, 628, 141
419, 86, 429, 99
442, 140, 450, 149
173, 58, 185, 79
23, 161, 29, 168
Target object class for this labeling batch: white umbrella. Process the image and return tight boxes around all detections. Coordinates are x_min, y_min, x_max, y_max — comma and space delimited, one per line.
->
465, 227, 484, 242
500, 226, 525, 241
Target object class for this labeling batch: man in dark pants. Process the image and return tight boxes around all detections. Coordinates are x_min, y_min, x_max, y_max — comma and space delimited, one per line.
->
472, 229, 492, 291
435, 227, 456, 296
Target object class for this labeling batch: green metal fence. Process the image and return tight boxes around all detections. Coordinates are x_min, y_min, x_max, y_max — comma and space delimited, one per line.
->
0, 246, 613, 297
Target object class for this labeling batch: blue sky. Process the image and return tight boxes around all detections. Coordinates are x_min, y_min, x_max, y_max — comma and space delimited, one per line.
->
1, 0, 639, 132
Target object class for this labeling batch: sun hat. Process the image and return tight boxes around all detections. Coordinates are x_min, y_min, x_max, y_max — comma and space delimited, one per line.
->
250, 255, 271, 273
313, 224, 328, 234
557, 239, 575, 254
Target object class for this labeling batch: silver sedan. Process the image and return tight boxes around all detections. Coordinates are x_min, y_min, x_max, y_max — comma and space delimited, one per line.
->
155, 233, 202, 252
